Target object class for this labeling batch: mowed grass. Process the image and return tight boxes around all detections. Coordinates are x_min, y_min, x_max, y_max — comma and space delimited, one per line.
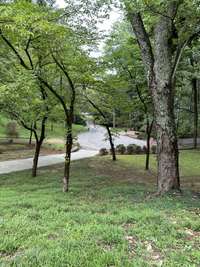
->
0, 151, 200, 267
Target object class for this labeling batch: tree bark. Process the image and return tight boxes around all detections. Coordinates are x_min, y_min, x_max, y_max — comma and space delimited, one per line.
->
32, 113, 47, 177
129, 2, 182, 193
63, 123, 73, 192
29, 128, 33, 145
151, 80, 180, 192
105, 124, 116, 161
32, 140, 42, 177
153, 11, 180, 193
145, 119, 153, 170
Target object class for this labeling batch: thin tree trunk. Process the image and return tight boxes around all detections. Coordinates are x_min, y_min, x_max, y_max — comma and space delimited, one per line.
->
29, 129, 33, 145
32, 140, 42, 177
63, 124, 73, 192
192, 78, 198, 149
105, 124, 116, 161
85, 95, 116, 161
32, 112, 47, 177
113, 110, 116, 128
145, 119, 153, 170
51, 122, 54, 132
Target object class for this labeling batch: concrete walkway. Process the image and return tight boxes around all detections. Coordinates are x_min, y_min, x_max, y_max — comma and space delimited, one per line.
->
0, 149, 98, 174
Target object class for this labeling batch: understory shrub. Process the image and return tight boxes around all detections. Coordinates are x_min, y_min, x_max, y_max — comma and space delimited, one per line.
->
135, 145, 142, 154
151, 145, 157, 154
6, 121, 19, 139
99, 144, 157, 156
126, 144, 137, 154
116, 144, 126, 155
142, 146, 147, 153
99, 148, 109, 156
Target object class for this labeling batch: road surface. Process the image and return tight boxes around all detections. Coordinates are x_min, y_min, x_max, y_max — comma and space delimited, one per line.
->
0, 149, 98, 174
78, 124, 146, 150
1, 123, 198, 174
0, 124, 145, 174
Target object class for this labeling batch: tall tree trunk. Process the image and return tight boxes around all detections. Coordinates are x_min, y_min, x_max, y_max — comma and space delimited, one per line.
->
192, 78, 198, 149
63, 123, 73, 192
129, 0, 200, 193
32, 140, 43, 177
105, 124, 116, 161
151, 80, 180, 193
152, 5, 180, 193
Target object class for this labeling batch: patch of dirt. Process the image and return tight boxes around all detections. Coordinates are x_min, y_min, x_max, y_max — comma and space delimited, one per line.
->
0, 250, 23, 261
122, 223, 136, 231
46, 138, 65, 144
89, 158, 155, 186
0, 143, 63, 162
184, 228, 200, 240
47, 233, 59, 240
181, 177, 200, 191
125, 235, 137, 256
143, 241, 164, 266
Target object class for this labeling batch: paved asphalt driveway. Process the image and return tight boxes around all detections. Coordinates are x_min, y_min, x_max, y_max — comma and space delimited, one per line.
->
0, 149, 98, 174
0, 123, 199, 174
78, 125, 146, 150
0, 124, 145, 174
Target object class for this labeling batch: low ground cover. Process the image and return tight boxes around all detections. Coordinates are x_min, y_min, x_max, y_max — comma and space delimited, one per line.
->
0, 151, 200, 266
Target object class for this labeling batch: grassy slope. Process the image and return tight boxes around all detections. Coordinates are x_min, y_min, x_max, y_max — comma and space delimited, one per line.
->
0, 151, 200, 266
0, 115, 86, 139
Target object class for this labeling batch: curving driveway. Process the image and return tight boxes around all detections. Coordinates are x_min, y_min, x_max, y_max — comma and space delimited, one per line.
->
78, 124, 146, 150
0, 124, 145, 174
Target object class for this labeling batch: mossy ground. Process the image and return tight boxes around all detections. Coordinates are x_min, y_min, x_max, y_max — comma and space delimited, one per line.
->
0, 150, 200, 266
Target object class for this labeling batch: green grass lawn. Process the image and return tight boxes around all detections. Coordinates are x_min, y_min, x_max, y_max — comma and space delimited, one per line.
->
0, 151, 200, 266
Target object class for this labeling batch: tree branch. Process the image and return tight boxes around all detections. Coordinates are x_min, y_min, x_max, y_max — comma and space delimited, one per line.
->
51, 54, 75, 92
25, 35, 34, 69
128, 12, 154, 76
37, 75, 69, 118
84, 93, 106, 120
51, 54, 76, 114
0, 29, 30, 70
171, 29, 200, 82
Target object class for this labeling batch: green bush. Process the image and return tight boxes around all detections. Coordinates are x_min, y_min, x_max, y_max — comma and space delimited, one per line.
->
135, 145, 142, 154
151, 145, 157, 154
137, 131, 146, 140
142, 146, 147, 153
99, 148, 109, 156
116, 144, 126, 155
6, 121, 19, 139
126, 144, 137, 155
